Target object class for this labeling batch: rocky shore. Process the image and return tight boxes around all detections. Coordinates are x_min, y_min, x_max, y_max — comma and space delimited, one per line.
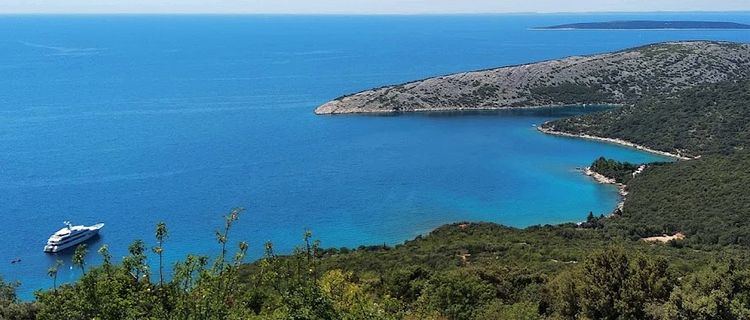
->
583, 166, 628, 213
536, 125, 693, 160
315, 41, 750, 115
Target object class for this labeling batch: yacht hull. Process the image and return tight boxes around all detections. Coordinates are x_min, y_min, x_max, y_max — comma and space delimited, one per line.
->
43, 224, 104, 253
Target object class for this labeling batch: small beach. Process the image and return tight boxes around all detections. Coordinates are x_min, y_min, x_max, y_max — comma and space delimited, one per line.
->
537, 125, 693, 160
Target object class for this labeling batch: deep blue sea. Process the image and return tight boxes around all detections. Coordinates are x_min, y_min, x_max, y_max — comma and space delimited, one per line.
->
2, 13, 750, 298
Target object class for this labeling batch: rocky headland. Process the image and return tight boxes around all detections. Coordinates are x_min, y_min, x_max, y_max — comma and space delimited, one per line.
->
315, 41, 750, 115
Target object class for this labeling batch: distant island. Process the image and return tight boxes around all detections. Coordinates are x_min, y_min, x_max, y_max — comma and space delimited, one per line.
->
539, 20, 750, 30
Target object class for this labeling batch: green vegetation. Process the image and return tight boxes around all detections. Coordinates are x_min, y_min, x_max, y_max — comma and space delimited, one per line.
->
542, 78, 750, 248
607, 152, 750, 247
545, 80, 750, 157
589, 157, 641, 184
0, 277, 37, 319
4, 217, 750, 319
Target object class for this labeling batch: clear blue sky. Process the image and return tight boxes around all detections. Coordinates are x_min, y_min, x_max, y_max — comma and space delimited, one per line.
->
1, 0, 750, 14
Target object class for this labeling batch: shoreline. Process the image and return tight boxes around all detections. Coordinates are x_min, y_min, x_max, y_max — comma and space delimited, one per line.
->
314, 102, 619, 115
313, 41, 750, 116
533, 28, 750, 31
537, 122, 691, 215
583, 167, 628, 214
536, 125, 693, 160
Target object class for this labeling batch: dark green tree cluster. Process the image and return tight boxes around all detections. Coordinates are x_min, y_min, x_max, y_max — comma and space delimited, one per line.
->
668, 261, 750, 319
0, 276, 37, 319
589, 157, 641, 184
293, 222, 750, 319
579, 211, 606, 229
607, 151, 750, 246
543, 247, 672, 319
545, 80, 750, 157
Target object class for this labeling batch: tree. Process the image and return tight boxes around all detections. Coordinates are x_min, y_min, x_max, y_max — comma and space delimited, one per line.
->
544, 270, 581, 319
547, 247, 673, 320
319, 269, 395, 320
122, 240, 148, 282
72, 244, 88, 274
383, 266, 432, 304
668, 261, 750, 319
47, 260, 64, 293
0, 276, 36, 320
98, 244, 113, 278
215, 207, 244, 270
419, 270, 495, 320
153, 222, 168, 287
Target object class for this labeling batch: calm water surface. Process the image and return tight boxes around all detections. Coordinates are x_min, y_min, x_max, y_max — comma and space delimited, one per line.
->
2, 13, 750, 297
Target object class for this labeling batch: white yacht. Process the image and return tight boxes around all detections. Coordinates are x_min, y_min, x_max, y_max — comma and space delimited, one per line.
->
43, 222, 104, 253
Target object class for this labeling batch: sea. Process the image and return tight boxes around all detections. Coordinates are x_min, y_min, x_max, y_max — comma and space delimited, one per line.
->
2, 12, 750, 298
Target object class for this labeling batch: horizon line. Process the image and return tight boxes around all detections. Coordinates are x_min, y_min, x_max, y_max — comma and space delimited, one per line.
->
1, 10, 750, 16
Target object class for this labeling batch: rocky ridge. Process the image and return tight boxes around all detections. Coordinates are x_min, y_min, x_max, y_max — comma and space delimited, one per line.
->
315, 41, 750, 114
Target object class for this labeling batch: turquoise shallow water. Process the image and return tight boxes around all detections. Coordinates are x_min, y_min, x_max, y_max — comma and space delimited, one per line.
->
2, 13, 750, 297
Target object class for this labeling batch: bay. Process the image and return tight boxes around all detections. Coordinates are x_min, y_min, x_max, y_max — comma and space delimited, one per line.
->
2, 13, 749, 297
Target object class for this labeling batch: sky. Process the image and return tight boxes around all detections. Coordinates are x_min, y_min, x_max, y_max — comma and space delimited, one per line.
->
1, 0, 750, 14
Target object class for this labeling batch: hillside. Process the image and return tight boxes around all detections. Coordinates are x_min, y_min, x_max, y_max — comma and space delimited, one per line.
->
543, 80, 750, 157
608, 151, 750, 246
315, 41, 750, 114
8, 212, 750, 319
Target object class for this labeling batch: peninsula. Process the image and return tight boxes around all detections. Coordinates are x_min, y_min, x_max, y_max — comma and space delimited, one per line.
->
539, 20, 750, 30
314, 41, 750, 115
